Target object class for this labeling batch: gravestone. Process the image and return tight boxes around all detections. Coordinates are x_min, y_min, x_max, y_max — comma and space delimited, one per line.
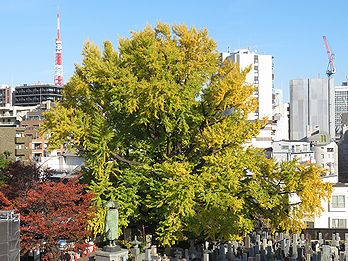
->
185, 249, 189, 261
319, 233, 324, 246
131, 236, 141, 261
219, 245, 226, 261
245, 236, 251, 249
322, 245, 331, 261
339, 251, 345, 261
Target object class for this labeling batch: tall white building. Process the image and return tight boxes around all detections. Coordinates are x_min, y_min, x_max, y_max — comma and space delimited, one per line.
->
224, 49, 273, 148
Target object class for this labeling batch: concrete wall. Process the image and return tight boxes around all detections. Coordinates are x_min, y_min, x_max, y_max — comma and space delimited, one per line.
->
290, 78, 335, 140
0, 127, 16, 159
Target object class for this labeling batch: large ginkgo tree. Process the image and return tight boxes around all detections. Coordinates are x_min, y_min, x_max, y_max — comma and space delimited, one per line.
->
42, 23, 331, 246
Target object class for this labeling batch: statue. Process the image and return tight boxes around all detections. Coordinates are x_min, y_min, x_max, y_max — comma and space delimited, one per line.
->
104, 200, 119, 247
95, 200, 129, 259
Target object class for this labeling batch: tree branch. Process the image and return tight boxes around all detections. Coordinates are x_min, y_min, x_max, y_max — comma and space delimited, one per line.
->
112, 153, 143, 166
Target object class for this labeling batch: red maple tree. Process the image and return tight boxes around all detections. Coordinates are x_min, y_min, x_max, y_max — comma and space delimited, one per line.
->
0, 191, 13, 209
1, 161, 95, 259
15, 178, 95, 259
1, 161, 53, 200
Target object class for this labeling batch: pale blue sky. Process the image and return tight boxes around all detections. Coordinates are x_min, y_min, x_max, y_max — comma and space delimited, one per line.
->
0, 0, 347, 101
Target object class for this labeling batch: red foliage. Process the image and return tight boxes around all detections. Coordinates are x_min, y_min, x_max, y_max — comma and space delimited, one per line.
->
0, 191, 13, 209
1, 161, 53, 200
14, 178, 95, 258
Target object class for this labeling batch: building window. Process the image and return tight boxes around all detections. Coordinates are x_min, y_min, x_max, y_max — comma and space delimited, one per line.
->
321, 154, 324, 159
327, 148, 334, 152
331, 195, 345, 208
332, 219, 347, 228
320, 135, 327, 143
32, 143, 42, 150
305, 221, 314, 228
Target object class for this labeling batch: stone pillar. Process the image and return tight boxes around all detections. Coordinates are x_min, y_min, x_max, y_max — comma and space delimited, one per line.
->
95, 247, 129, 261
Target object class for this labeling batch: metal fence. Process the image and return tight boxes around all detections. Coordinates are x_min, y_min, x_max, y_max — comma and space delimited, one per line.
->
0, 210, 20, 261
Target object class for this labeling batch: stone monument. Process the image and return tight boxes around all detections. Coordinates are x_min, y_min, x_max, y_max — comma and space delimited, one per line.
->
95, 200, 129, 261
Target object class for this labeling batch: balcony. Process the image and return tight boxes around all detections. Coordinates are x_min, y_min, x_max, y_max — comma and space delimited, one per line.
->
15, 137, 30, 144
15, 149, 30, 156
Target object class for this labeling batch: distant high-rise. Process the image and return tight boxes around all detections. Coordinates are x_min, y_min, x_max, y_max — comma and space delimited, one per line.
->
334, 82, 348, 137
54, 13, 64, 86
14, 83, 63, 106
224, 49, 273, 148
290, 78, 335, 140
0, 85, 12, 106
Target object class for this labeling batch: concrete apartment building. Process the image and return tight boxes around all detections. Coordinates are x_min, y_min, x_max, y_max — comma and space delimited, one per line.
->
0, 127, 31, 161
271, 130, 341, 228
0, 104, 41, 161
312, 184, 348, 228
21, 109, 48, 162
0, 85, 12, 106
270, 140, 314, 163
307, 131, 338, 183
0, 105, 38, 127
223, 49, 273, 148
290, 78, 335, 140
13, 83, 63, 106
20, 101, 64, 162
270, 131, 338, 183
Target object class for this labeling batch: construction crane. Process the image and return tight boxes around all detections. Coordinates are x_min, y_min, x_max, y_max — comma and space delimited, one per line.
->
323, 36, 336, 77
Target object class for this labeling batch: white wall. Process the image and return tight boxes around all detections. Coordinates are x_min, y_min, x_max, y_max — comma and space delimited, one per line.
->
314, 185, 348, 228
313, 141, 338, 183
272, 90, 289, 141
257, 54, 273, 120
40, 155, 84, 172
271, 140, 314, 163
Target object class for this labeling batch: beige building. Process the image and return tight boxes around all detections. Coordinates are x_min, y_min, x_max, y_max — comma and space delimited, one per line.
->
0, 85, 12, 106
0, 127, 31, 161
20, 102, 63, 162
